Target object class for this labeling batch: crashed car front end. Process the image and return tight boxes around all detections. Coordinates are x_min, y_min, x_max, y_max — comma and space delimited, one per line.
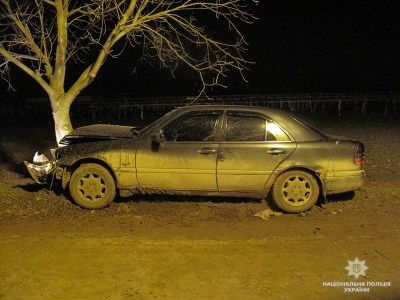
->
24, 124, 138, 185
24, 150, 59, 184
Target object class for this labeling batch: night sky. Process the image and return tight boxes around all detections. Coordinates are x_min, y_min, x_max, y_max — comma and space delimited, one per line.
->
2, 0, 399, 101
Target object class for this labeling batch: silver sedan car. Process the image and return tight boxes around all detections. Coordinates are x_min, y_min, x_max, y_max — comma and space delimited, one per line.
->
26, 105, 365, 213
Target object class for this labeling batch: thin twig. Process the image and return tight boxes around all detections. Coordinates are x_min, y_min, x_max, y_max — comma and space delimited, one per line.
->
374, 249, 391, 260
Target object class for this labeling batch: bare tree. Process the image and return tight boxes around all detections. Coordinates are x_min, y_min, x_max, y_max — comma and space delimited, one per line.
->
0, 0, 258, 144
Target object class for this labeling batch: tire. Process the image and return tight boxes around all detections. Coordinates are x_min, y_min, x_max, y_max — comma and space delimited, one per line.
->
272, 170, 319, 213
69, 163, 116, 209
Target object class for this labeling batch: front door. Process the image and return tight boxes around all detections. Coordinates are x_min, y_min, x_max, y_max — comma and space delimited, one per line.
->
136, 112, 222, 192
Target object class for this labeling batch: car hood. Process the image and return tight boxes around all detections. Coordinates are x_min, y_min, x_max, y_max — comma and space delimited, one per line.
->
60, 124, 138, 145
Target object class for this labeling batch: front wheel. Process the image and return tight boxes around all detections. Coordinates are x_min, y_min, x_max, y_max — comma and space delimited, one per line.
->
69, 163, 116, 209
272, 170, 319, 213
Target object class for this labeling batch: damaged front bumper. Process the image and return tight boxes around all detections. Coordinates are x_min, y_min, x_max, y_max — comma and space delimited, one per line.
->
24, 150, 57, 184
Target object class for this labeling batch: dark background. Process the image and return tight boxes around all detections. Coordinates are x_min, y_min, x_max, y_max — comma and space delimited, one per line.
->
1, 0, 399, 101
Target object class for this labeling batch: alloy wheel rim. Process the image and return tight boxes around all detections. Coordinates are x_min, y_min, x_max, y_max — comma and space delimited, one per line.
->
281, 175, 312, 206
77, 172, 107, 203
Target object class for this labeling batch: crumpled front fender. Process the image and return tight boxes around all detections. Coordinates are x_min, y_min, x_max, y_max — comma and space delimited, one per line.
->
54, 166, 72, 190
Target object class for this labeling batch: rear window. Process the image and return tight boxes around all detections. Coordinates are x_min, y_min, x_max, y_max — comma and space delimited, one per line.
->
291, 116, 328, 138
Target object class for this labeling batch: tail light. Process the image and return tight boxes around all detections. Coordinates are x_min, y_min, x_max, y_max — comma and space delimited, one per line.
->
354, 142, 365, 165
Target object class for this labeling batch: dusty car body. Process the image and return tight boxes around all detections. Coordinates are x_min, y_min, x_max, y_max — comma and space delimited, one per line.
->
26, 105, 365, 213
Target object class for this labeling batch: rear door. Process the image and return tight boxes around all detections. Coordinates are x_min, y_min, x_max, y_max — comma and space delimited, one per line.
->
217, 111, 296, 192
135, 111, 222, 191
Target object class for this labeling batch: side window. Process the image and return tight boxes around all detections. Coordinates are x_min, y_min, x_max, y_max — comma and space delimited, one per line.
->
225, 115, 291, 142
164, 114, 220, 142
226, 115, 266, 141
266, 122, 290, 141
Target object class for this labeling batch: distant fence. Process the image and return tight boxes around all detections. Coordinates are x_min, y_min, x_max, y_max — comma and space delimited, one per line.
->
2, 92, 399, 125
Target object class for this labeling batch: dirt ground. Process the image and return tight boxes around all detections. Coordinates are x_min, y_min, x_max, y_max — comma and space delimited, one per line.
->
1, 114, 399, 300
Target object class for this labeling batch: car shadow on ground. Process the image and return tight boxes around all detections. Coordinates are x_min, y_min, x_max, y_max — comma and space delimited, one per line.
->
326, 191, 356, 202
15, 180, 65, 196
119, 194, 265, 205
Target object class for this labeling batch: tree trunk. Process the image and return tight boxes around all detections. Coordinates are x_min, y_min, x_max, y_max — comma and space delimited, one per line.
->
52, 103, 73, 146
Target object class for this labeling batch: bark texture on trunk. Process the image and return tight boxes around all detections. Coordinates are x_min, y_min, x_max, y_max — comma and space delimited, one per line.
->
52, 105, 72, 146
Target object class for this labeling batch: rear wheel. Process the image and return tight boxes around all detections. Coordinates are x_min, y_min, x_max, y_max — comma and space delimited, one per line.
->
69, 163, 116, 209
272, 170, 319, 213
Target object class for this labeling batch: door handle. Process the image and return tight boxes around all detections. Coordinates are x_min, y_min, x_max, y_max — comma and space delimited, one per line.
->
267, 149, 286, 155
197, 148, 217, 155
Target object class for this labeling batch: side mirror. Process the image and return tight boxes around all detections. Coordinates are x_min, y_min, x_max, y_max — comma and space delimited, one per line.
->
151, 129, 166, 144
